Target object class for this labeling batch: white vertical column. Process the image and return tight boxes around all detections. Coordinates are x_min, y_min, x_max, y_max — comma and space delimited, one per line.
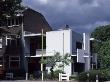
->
83, 33, 90, 71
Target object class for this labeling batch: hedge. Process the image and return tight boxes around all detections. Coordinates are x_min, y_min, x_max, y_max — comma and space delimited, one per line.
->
77, 69, 110, 82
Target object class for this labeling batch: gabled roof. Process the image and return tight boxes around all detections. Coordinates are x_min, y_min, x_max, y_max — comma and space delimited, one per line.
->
0, 8, 52, 36
23, 8, 52, 33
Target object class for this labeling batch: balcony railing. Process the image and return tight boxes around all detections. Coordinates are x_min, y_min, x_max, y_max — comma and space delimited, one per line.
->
36, 49, 46, 55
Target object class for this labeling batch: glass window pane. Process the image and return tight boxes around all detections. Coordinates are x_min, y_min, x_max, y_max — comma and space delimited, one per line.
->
10, 61, 20, 68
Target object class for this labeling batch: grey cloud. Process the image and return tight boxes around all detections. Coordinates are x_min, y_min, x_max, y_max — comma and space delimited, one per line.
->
23, 0, 110, 33
78, 0, 94, 4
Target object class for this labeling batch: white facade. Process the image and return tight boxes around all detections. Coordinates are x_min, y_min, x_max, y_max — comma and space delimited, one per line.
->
46, 29, 91, 75
46, 29, 72, 75
83, 33, 90, 71
46, 29, 72, 56
23, 29, 91, 75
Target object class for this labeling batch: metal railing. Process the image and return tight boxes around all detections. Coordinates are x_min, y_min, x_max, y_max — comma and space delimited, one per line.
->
36, 49, 46, 55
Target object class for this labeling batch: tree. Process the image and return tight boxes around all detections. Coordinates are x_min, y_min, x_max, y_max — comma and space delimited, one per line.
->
91, 25, 110, 69
0, 0, 23, 70
91, 25, 110, 42
42, 52, 72, 78
0, 28, 9, 37
59, 53, 72, 71
0, 0, 23, 26
98, 41, 110, 69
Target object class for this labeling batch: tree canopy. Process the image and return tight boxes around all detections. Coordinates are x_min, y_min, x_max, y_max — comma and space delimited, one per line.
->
0, 0, 23, 26
91, 25, 110, 42
91, 25, 110, 69
0, 28, 9, 37
98, 41, 110, 69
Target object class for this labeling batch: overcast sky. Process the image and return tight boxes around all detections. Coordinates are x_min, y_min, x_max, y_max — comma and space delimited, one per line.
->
23, 0, 110, 33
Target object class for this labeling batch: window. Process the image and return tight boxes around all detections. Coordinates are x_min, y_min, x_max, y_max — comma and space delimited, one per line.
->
0, 57, 2, 64
7, 17, 21, 27
7, 39, 11, 46
9, 56, 20, 69
19, 17, 22, 24
12, 19, 14, 25
76, 42, 82, 49
8, 19, 12, 26
16, 18, 19, 25
0, 38, 2, 48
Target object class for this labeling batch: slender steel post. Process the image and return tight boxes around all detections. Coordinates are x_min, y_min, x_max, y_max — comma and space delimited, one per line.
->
63, 31, 64, 71
41, 29, 44, 81
63, 32, 64, 56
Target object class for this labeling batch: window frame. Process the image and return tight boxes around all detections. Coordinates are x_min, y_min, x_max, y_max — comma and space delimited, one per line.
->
9, 56, 20, 69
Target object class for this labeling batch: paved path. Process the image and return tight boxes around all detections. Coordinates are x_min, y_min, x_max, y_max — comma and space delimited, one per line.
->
0, 80, 61, 82
0, 80, 57, 82
0, 80, 78, 82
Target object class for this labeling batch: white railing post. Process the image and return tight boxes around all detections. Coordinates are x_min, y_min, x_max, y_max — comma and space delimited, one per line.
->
26, 72, 28, 80
96, 75, 98, 82
59, 73, 61, 81
59, 73, 69, 81
67, 73, 69, 81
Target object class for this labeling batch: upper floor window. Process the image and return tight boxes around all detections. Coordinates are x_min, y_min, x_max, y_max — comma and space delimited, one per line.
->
7, 17, 22, 27
0, 38, 2, 48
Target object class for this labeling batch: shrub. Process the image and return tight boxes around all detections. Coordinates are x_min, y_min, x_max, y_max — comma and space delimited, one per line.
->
77, 71, 88, 81
69, 75, 77, 80
77, 69, 110, 82
42, 70, 64, 80
53, 69, 64, 79
29, 74, 35, 80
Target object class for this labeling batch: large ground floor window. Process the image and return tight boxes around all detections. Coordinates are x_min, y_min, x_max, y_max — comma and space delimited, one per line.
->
9, 56, 20, 69
0, 57, 3, 65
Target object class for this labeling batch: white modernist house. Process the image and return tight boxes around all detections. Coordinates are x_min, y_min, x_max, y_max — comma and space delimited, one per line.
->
23, 28, 92, 76
46, 29, 90, 75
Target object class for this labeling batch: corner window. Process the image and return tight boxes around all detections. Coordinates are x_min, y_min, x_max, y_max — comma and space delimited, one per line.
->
76, 42, 82, 49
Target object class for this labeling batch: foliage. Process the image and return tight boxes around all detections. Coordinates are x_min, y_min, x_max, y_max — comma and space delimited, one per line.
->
52, 69, 64, 79
38, 70, 64, 80
69, 75, 77, 80
0, 0, 23, 16
43, 52, 72, 70
40, 52, 61, 79
77, 69, 110, 82
0, 28, 9, 36
42, 52, 72, 79
91, 41, 102, 53
45, 52, 61, 67
98, 41, 110, 69
43, 72, 51, 80
91, 25, 110, 69
0, 0, 23, 26
58, 53, 72, 70
91, 25, 110, 42
91, 25, 110, 53
29, 74, 35, 80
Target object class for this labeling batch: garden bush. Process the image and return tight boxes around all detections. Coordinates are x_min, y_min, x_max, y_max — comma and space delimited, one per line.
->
69, 75, 77, 80
77, 69, 110, 82
53, 69, 64, 79
43, 69, 64, 80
